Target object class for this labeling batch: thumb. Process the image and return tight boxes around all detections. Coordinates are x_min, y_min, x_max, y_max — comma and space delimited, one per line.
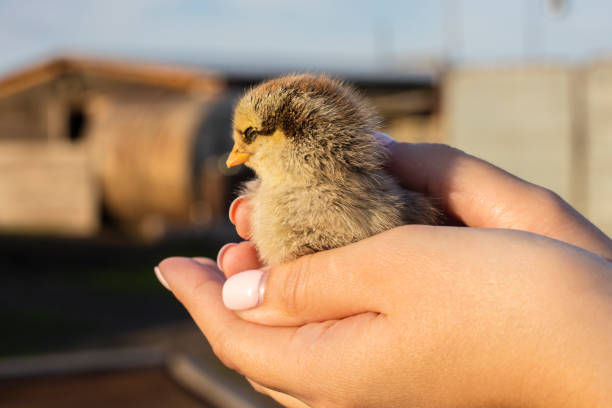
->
221, 228, 401, 326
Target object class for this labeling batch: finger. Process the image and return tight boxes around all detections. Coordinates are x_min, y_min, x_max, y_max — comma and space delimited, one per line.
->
217, 241, 263, 278
193, 256, 226, 280
230, 196, 252, 239
192, 257, 217, 268
388, 142, 612, 259
157, 257, 304, 392
387, 142, 536, 227
221, 228, 407, 325
247, 378, 312, 408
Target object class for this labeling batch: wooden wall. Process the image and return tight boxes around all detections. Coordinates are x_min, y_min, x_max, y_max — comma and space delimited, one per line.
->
0, 142, 98, 235
0, 68, 222, 237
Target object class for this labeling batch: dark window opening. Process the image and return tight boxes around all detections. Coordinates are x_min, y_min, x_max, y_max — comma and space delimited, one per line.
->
68, 107, 87, 142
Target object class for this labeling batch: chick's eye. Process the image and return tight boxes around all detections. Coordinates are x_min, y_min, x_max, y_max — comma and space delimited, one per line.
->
244, 127, 258, 144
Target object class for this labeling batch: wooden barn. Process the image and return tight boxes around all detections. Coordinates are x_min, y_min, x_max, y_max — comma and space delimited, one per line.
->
0, 56, 233, 238
0, 56, 441, 239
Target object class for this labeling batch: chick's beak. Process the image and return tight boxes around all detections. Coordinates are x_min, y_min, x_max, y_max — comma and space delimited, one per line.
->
226, 146, 250, 168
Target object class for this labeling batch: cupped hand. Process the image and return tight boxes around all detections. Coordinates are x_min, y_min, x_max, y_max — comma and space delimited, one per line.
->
224, 141, 612, 270
157, 141, 612, 407
159, 226, 612, 407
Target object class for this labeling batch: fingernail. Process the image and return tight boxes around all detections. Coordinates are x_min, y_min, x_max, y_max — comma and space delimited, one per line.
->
217, 243, 237, 270
229, 196, 246, 225
222, 269, 266, 310
374, 132, 395, 147
154, 266, 170, 290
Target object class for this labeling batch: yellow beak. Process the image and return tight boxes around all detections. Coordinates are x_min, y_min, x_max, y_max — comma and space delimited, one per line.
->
226, 149, 250, 168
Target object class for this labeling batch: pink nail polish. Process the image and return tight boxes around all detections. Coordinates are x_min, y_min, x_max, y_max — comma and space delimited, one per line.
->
228, 196, 246, 224
216, 243, 237, 270
222, 269, 266, 310
154, 266, 170, 290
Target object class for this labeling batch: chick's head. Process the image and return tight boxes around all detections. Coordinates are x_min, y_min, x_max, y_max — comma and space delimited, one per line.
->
228, 74, 384, 183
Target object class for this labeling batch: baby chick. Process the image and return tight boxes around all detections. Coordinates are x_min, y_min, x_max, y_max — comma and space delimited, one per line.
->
227, 74, 439, 266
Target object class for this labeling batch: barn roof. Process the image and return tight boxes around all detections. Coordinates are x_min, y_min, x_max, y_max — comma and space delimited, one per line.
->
0, 55, 223, 100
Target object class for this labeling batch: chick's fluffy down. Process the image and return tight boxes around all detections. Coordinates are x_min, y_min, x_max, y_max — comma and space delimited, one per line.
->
232, 74, 439, 266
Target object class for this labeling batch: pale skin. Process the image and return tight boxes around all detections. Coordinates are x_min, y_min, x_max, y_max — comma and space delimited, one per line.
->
157, 141, 612, 408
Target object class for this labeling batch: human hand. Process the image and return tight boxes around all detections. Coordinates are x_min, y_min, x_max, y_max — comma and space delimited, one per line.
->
158, 227, 612, 407
224, 140, 612, 269
157, 141, 612, 407
386, 140, 612, 260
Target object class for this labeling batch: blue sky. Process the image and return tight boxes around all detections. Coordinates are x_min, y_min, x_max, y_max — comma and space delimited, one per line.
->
0, 0, 611, 76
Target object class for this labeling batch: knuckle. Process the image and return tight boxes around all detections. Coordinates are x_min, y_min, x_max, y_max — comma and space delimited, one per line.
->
533, 186, 566, 214
277, 255, 313, 315
540, 186, 563, 206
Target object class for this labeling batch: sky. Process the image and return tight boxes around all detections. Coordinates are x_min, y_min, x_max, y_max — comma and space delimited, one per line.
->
0, 0, 611, 76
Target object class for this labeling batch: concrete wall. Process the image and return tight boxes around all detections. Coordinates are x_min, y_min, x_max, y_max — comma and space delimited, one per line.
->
444, 65, 611, 236
444, 67, 574, 200
586, 63, 612, 236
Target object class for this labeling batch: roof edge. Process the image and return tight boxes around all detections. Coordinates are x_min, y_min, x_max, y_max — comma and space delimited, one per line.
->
0, 55, 224, 100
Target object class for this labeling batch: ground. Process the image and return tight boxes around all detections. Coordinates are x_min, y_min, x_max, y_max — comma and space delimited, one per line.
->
0, 228, 280, 408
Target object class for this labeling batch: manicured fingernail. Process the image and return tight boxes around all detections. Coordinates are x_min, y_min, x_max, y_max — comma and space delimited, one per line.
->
375, 132, 395, 147
217, 243, 237, 270
229, 196, 246, 225
154, 266, 170, 290
222, 269, 266, 310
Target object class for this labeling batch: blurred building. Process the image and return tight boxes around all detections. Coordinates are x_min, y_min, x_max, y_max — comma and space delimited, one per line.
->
443, 62, 612, 236
1, 55, 609, 238
0, 57, 227, 239
0, 56, 438, 239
